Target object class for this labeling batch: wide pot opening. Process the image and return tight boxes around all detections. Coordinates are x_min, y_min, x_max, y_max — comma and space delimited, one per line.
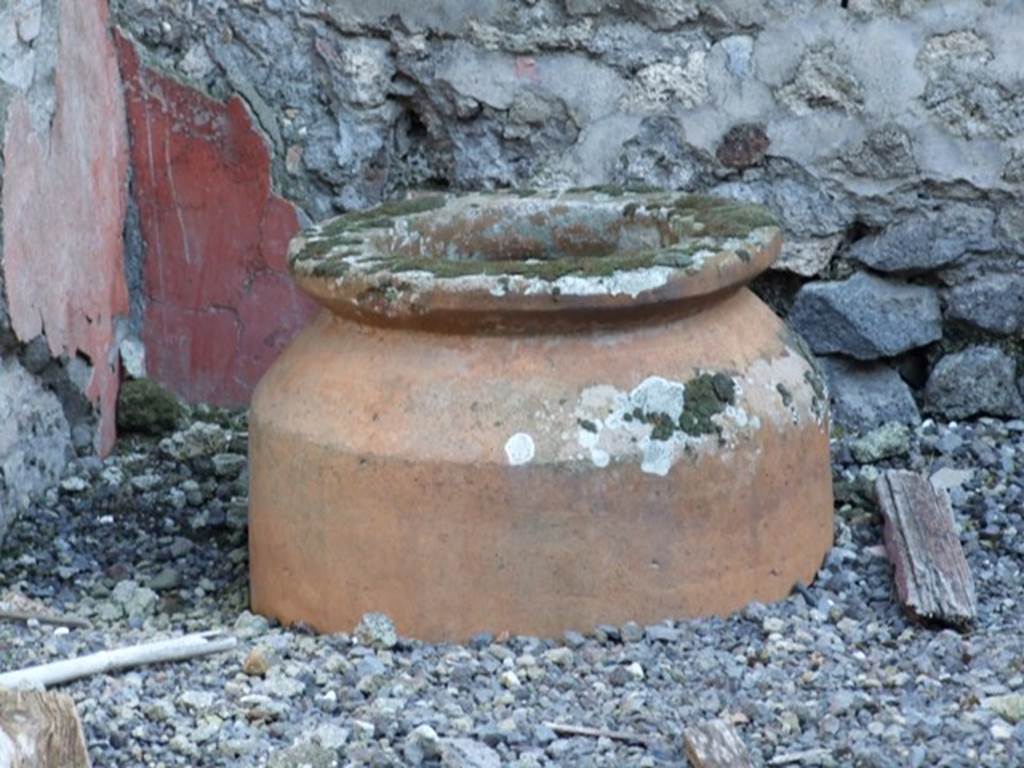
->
287, 189, 782, 332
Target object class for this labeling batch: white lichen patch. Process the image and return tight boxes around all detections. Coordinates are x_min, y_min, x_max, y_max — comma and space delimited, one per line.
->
744, 351, 829, 429
629, 376, 686, 422
527, 267, 674, 298
486, 349, 823, 472
589, 448, 610, 468
559, 352, 824, 477
504, 432, 536, 466
638, 439, 676, 476
567, 375, 742, 477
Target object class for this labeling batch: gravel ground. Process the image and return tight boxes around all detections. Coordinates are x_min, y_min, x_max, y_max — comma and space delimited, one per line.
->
1, 411, 1023, 767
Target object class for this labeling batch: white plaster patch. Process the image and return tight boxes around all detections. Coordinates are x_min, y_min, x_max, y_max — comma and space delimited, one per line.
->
504, 432, 535, 466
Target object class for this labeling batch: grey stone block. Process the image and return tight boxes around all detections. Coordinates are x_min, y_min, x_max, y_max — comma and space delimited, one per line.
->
925, 346, 1024, 420
850, 205, 996, 274
789, 272, 942, 360
944, 273, 1024, 335
822, 357, 920, 432
839, 123, 918, 179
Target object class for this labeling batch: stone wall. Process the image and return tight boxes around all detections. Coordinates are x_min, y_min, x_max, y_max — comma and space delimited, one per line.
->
110, 0, 1024, 432
2, 0, 1024, 540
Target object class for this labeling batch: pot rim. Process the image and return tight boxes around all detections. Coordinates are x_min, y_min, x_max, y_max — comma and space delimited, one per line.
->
287, 188, 781, 330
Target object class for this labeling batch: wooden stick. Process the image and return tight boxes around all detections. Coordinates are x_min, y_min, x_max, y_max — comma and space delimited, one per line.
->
684, 719, 753, 768
0, 608, 93, 630
543, 722, 652, 746
0, 631, 237, 689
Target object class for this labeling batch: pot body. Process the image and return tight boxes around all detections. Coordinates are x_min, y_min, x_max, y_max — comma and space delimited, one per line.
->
249, 287, 833, 641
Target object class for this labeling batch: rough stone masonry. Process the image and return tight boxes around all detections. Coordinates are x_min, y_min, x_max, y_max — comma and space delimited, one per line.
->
2, 0, 1024, 542
109, 0, 1024, 430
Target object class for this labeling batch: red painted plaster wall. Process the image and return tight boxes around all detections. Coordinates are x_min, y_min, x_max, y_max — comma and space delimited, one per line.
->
2, 0, 129, 455
116, 36, 317, 406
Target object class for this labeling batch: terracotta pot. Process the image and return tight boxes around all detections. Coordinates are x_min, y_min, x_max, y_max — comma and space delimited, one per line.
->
249, 190, 833, 641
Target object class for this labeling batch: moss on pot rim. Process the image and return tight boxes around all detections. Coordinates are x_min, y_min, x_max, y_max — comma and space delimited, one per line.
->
287, 189, 780, 298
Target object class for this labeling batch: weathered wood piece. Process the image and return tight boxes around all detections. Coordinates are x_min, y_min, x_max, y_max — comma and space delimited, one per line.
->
0, 688, 91, 767
683, 719, 753, 768
875, 469, 977, 628
0, 631, 237, 690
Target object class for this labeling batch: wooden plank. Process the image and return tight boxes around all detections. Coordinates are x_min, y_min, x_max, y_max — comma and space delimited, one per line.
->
875, 469, 977, 628
683, 719, 753, 768
0, 688, 91, 768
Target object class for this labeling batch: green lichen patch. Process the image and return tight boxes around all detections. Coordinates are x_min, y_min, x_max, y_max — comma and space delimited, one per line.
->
776, 382, 793, 407
780, 322, 828, 398
801, 363, 828, 421
626, 372, 737, 441
296, 240, 361, 270
318, 195, 447, 238
776, 323, 829, 421
666, 195, 777, 239
803, 368, 826, 402
566, 183, 663, 197
678, 372, 737, 435
629, 407, 678, 441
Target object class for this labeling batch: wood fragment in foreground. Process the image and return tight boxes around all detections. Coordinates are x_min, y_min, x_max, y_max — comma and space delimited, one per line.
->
0, 630, 237, 690
875, 469, 977, 628
683, 719, 753, 768
0, 688, 91, 767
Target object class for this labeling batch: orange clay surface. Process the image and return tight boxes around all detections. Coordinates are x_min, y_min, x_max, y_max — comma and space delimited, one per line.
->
249, 192, 833, 641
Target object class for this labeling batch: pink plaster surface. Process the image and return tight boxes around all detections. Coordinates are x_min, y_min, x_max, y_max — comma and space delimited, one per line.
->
116, 35, 317, 406
1, 0, 129, 455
